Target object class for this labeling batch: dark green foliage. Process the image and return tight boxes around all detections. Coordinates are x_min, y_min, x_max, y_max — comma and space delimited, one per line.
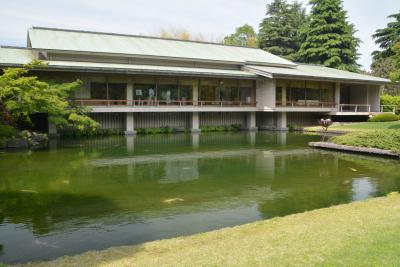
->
60, 128, 125, 137
368, 113, 399, 122
200, 124, 242, 132
372, 12, 400, 60
331, 130, 400, 152
136, 126, 173, 135
223, 24, 258, 47
297, 0, 360, 71
0, 124, 16, 137
258, 0, 308, 60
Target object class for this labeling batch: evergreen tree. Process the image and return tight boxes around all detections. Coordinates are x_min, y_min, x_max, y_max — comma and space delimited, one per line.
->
258, 0, 307, 60
223, 24, 258, 47
297, 0, 360, 72
372, 12, 400, 60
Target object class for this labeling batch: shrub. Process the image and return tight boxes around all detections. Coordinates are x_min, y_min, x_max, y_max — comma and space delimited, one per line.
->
331, 130, 400, 152
0, 124, 16, 138
368, 113, 399, 122
380, 94, 400, 114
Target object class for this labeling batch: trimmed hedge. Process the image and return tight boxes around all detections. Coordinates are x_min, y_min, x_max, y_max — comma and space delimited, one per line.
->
200, 124, 242, 132
0, 124, 16, 138
368, 113, 399, 122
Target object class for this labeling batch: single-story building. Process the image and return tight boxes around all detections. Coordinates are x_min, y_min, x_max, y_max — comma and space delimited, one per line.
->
0, 27, 390, 135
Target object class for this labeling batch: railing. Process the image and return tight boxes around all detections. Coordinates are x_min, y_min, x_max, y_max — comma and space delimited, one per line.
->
73, 99, 257, 107
380, 105, 399, 113
339, 104, 371, 112
276, 100, 336, 108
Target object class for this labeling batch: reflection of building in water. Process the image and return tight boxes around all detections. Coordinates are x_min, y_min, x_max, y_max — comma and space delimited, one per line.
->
160, 159, 199, 183
351, 177, 377, 201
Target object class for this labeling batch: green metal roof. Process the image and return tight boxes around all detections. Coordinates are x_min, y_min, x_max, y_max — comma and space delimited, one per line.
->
27, 27, 297, 67
244, 64, 390, 84
0, 47, 256, 78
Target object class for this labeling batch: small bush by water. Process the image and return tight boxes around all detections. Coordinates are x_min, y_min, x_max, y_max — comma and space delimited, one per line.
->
200, 124, 241, 132
331, 130, 400, 152
368, 113, 399, 122
0, 124, 16, 138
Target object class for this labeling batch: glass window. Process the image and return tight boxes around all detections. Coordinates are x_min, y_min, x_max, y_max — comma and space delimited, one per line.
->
276, 87, 282, 103
108, 83, 126, 100
179, 85, 192, 104
158, 84, 178, 104
240, 87, 254, 103
134, 84, 156, 101
200, 85, 219, 102
90, 83, 107, 99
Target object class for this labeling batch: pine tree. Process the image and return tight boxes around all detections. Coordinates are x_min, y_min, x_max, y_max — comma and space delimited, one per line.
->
258, 0, 307, 61
372, 12, 400, 60
297, 0, 360, 72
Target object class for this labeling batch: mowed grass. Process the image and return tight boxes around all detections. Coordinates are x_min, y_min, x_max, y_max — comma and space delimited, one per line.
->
21, 193, 400, 267
305, 121, 400, 132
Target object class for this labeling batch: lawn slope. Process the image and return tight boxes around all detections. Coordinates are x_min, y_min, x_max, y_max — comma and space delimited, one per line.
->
21, 193, 400, 267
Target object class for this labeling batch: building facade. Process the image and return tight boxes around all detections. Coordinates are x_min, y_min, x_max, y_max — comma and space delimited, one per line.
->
0, 27, 390, 135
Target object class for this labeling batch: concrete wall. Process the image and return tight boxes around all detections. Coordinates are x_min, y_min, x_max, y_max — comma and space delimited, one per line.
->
89, 113, 126, 129
256, 78, 275, 111
287, 112, 323, 126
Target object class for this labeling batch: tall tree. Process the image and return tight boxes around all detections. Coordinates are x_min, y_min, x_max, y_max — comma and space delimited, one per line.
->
390, 43, 400, 82
223, 24, 258, 47
258, 0, 308, 60
297, 0, 360, 72
372, 12, 400, 60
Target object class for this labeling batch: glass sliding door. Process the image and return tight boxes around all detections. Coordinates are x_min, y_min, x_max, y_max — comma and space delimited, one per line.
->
108, 83, 126, 105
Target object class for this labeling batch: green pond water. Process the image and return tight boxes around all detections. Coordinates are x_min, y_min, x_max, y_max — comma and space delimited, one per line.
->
1, 132, 400, 264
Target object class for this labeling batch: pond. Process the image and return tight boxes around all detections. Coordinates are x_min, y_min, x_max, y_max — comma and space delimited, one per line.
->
1, 132, 400, 264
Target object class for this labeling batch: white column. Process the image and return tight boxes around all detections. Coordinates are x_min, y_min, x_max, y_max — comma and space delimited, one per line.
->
125, 113, 136, 135
276, 112, 287, 130
335, 82, 340, 111
127, 83, 133, 105
246, 112, 257, 131
191, 112, 201, 133
193, 83, 199, 105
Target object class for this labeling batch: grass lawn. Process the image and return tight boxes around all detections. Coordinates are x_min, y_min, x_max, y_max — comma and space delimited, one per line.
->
20, 193, 400, 267
305, 121, 400, 132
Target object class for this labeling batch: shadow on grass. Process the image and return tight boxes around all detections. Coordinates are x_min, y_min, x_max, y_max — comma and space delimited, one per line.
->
388, 124, 400, 130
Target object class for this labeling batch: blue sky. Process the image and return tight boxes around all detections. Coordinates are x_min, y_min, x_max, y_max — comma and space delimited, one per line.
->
0, 0, 398, 70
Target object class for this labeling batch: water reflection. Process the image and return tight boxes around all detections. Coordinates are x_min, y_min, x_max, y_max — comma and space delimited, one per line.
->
1, 132, 400, 264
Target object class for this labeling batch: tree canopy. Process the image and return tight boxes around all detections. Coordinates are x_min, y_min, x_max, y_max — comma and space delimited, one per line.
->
0, 61, 98, 132
223, 24, 258, 48
297, 0, 360, 72
258, 0, 307, 60
372, 12, 400, 60
390, 43, 400, 82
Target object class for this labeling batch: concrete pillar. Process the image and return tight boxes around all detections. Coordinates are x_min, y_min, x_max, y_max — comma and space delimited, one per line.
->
246, 112, 257, 131
191, 112, 201, 133
335, 82, 341, 111
282, 86, 287, 106
125, 113, 136, 135
48, 121, 58, 137
276, 112, 287, 130
127, 83, 133, 105
193, 83, 199, 105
